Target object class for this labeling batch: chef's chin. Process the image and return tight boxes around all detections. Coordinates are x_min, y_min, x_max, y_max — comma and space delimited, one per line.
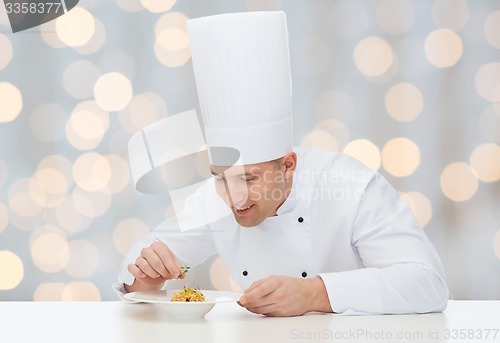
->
232, 213, 263, 228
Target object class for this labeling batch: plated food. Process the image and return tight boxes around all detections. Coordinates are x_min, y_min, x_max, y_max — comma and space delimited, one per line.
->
171, 287, 205, 302
124, 289, 242, 319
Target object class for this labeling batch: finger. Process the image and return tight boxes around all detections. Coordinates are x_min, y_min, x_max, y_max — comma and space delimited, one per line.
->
151, 242, 184, 279
244, 278, 267, 293
241, 282, 277, 305
142, 248, 169, 278
136, 256, 161, 278
128, 264, 146, 279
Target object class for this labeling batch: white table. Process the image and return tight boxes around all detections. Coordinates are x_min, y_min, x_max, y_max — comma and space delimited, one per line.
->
1, 300, 499, 343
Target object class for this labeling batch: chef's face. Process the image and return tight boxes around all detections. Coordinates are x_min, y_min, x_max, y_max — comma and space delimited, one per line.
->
210, 152, 296, 227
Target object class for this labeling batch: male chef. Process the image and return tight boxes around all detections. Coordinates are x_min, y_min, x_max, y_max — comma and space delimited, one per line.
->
115, 11, 449, 316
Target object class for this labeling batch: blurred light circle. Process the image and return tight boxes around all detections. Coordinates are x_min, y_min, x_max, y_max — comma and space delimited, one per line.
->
155, 12, 188, 35
8, 178, 43, 217
245, 0, 283, 10
154, 39, 190, 68
0, 82, 23, 123
354, 37, 394, 77
401, 192, 433, 228
329, 1, 368, 40
475, 63, 500, 103
31, 232, 70, 273
0, 251, 24, 290
30, 168, 68, 208
385, 83, 423, 122
72, 186, 112, 218
115, 0, 143, 12
294, 38, 332, 76
300, 130, 338, 152
55, 198, 91, 233
479, 105, 500, 143
315, 89, 354, 123
105, 154, 131, 193
70, 107, 108, 140
157, 28, 189, 51
34, 283, 65, 301
113, 218, 150, 255
119, 93, 167, 133
382, 138, 421, 177
154, 41, 191, 68
0, 34, 12, 71
484, 11, 500, 49
62, 282, 101, 301
141, 0, 176, 13
29, 103, 67, 142
314, 119, 350, 152
343, 139, 381, 171
73, 153, 111, 192
28, 178, 48, 210
8, 207, 45, 231
37, 155, 74, 189
66, 101, 109, 150
73, 17, 106, 55
0, 202, 7, 233
376, 0, 414, 34
440, 162, 478, 202
494, 231, 500, 259
56, 7, 95, 47
154, 12, 190, 68
63, 60, 100, 99
470, 143, 500, 182
33, 168, 68, 195
94, 72, 133, 112
64, 240, 99, 278
431, 0, 469, 31
424, 29, 463, 68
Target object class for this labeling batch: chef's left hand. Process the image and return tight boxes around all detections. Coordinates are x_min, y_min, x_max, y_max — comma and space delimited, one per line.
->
238, 275, 332, 317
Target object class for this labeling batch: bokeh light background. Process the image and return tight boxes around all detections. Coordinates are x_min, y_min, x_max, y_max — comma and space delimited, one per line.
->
0, 0, 499, 301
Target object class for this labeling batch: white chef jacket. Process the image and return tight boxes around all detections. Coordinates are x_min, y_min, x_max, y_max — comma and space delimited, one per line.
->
115, 147, 449, 315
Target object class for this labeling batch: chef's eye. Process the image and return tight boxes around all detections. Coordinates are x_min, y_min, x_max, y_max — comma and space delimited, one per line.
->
241, 176, 256, 182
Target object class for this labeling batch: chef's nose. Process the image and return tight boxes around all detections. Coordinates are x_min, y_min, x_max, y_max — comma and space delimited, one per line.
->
225, 180, 248, 206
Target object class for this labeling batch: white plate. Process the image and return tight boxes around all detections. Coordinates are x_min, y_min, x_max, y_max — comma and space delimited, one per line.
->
124, 290, 242, 319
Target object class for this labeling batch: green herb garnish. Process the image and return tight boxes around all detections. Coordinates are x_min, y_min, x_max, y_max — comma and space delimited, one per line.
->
177, 266, 190, 278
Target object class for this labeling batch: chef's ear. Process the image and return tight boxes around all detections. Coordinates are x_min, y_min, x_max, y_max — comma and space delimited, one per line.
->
281, 152, 297, 176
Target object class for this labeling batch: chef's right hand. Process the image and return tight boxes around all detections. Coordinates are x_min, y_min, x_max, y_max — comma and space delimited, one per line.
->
124, 242, 185, 293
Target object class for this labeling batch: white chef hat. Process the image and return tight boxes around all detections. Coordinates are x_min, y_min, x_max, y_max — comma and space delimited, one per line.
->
187, 11, 293, 167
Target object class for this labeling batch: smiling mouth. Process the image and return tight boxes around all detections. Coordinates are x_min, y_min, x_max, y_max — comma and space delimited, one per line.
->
234, 204, 255, 215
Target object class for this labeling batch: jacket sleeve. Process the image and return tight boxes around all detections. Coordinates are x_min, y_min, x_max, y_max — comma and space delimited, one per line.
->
114, 182, 219, 299
319, 173, 450, 315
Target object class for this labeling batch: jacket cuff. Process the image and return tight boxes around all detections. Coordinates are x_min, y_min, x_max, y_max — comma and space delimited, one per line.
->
319, 269, 384, 315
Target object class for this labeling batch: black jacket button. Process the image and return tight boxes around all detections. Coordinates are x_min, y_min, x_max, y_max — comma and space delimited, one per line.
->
242, 271, 248, 276
298, 217, 304, 223
301, 272, 307, 278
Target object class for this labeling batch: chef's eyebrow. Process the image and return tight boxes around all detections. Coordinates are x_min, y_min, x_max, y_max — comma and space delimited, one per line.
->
210, 170, 259, 177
